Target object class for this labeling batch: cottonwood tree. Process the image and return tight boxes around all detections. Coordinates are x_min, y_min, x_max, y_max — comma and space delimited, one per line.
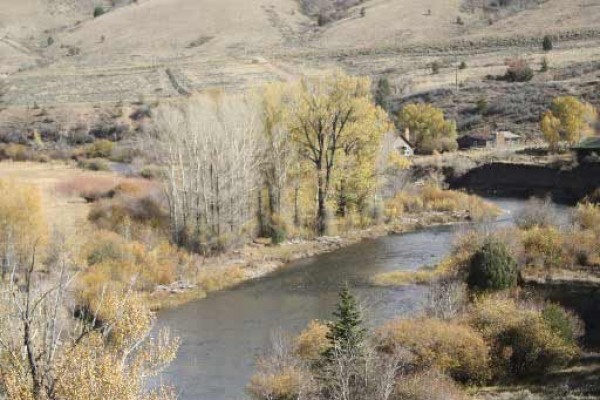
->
398, 103, 457, 154
541, 96, 597, 151
148, 93, 262, 252
259, 83, 296, 238
288, 72, 391, 235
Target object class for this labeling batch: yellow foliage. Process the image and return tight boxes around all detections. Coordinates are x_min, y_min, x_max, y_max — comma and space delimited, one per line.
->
294, 320, 330, 360
395, 370, 469, 400
77, 230, 187, 307
0, 180, 47, 263
86, 139, 115, 158
574, 202, 600, 234
540, 110, 562, 151
469, 295, 579, 376
0, 284, 179, 400
541, 96, 597, 149
0, 143, 31, 161
377, 318, 490, 383
398, 103, 457, 154
521, 226, 567, 269
248, 365, 309, 400
288, 71, 392, 234
384, 185, 499, 223
372, 269, 438, 286
196, 265, 246, 293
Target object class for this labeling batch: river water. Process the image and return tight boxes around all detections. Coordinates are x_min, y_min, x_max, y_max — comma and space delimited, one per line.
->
156, 198, 565, 400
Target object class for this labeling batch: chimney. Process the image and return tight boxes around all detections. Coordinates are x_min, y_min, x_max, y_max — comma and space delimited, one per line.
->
404, 127, 410, 143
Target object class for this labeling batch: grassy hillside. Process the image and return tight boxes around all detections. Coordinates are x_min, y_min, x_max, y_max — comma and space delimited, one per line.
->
0, 0, 598, 117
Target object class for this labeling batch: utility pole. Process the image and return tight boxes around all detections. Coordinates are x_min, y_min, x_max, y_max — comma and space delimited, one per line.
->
455, 53, 459, 93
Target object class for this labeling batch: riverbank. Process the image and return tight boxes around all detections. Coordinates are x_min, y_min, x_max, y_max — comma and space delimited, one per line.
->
450, 161, 600, 204
147, 209, 485, 310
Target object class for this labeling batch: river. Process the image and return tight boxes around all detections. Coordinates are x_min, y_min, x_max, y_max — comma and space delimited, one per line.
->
156, 198, 567, 400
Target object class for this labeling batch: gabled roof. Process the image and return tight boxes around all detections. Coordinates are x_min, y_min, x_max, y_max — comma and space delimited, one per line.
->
460, 133, 493, 141
495, 131, 521, 139
573, 136, 600, 150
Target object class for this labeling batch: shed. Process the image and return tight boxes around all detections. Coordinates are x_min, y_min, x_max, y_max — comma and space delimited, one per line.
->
457, 133, 493, 149
493, 131, 521, 147
572, 137, 600, 162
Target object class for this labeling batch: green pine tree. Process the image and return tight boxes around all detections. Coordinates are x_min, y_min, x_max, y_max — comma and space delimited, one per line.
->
324, 284, 366, 359
375, 77, 391, 109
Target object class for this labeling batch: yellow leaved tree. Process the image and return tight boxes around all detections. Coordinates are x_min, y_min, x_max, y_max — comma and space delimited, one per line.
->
287, 71, 392, 235
398, 103, 457, 154
541, 96, 597, 151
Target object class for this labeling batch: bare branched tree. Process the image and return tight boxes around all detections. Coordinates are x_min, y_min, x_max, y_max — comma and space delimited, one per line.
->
147, 93, 262, 252
320, 341, 404, 400
0, 239, 179, 400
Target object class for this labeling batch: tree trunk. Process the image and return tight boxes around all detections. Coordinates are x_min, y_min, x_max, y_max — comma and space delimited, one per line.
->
257, 189, 266, 237
337, 178, 348, 218
293, 185, 300, 227
317, 174, 328, 236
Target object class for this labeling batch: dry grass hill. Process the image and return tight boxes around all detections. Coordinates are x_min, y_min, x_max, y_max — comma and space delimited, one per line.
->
0, 0, 599, 133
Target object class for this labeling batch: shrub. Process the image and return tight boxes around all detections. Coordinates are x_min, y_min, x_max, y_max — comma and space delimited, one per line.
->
0, 180, 47, 267
540, 56, 549, 72
269, 214, 287, 245
470, 296, 579, 377
459, 61, 467, 70
503, 59, 534, 82
140, 165, 162, 179
317, 12, 329, 26
522, 227, 567, 269
85, 139, 115, 158
248, 365, 310, 400
93, 6, 105, 17
294, 320, 330, 360
573, 203, 600, 234
89, 194, 167, 233
431, 61, 441, 75
543, 35, 553, 51
562, 229, 598, 267
78, 158, 110, 171
395, 370, 469, 400
514, 197, 557, 229
584, 188, 600, 204
0, 143, 33, 161
196, 265, 246, 293
467, 238, 518, 292
542, 304, 581, 346
385, 186, 499, 222
377, 318, 490, 384
57, 176, 118, 202
78, 231, 184, 304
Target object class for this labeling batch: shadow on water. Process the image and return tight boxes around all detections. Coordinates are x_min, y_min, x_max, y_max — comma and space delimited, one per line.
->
155, 198, 574, 400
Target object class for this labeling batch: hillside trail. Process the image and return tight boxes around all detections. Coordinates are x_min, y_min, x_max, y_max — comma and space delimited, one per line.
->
255, 56, 299, 82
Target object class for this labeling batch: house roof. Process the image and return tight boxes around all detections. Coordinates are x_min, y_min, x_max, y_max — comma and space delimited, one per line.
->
573, 136, 600, 150
495, 131, 521, 139
393, 135, 413, 150
459, 133, 493, 141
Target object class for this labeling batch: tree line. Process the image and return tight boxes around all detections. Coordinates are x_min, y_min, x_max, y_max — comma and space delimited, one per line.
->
146, 72, 401, 253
